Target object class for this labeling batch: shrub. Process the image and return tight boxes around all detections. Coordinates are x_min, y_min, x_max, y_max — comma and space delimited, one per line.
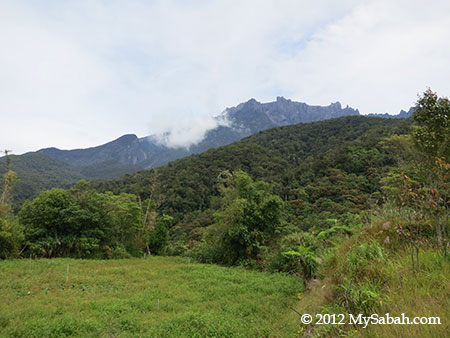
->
0, 217, 24, 259
282, 246, 319, 281
336, 278, 384, 314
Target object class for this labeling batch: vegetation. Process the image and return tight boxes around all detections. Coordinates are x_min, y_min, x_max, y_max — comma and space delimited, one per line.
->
291, 90, 450, 337
1, 90, 449, 337
18, 181, 166, 259
193, 170, 284, 266
95, 116, 412, 246
0, 153, 141, 208
0, 257, 302, 337
0, 150, 23, 259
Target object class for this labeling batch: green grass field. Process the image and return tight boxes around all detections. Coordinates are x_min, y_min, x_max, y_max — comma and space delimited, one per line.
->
0, 257, 303, 337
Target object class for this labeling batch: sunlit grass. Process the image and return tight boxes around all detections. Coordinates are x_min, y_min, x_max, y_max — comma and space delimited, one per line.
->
0, 257, 303, 337
360, 250, 450, 338
294, 214, 449, 338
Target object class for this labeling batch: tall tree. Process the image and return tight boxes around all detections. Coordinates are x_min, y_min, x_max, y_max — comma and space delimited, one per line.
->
0, 150, 23, 258
413, 89, 450, 161
207, 170, 284, 265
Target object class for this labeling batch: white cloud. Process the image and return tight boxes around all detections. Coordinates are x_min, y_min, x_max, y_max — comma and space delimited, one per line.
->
0, 0, 449, 154
275, 0, 450, 113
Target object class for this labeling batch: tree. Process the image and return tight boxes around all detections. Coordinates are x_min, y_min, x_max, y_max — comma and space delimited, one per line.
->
413, 89, 450, 161
19, 189, 83, 257
148, 214, 172, 254
207, 171, 284, 265
103, 191, 142, 255
0, 150, 24, 259
412, 89, 450, 256
19, 183, 144, 258
382, 90, 450, 259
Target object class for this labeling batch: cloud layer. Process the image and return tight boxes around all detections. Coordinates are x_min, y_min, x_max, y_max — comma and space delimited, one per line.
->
1, 0, 449, 153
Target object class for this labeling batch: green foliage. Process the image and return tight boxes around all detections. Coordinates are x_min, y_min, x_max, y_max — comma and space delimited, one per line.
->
0, 162, 24, 259
337, 278, 383, 314
102, 191, 143, 255
148, 214, 171, 254
202, 171, 284, 265
95, 116, 413, 244
282, 246, 318, 281
345, 240, 385, 278
381, 90, 450, 256
20, 189, 81, 257
0, 217, 24, 259
270, 232, 316, 273
413, 89, 450, 160
327, 239, 387, 315
316, 224, 354, 242
18, 182, 144, 258
0, 170, 17, 205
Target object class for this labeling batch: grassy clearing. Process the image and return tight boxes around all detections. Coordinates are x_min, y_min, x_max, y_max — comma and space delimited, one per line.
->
0, 257, 303, 337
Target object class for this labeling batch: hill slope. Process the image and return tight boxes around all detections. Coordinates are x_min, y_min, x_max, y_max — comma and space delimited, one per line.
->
0, 153, 84, 206
95, 116, 413, 239
0, 152, 139, 207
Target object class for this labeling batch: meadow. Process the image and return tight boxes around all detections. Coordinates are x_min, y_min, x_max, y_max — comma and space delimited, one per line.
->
0, 257, 303, 337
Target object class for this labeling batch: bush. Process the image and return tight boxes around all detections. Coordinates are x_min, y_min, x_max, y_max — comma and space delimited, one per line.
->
148, 223, 169, 255
346, 240, 385, 277
269, 232, 318, 275
203, 171, 284, 265
0, 217, 24, 259
282, 246, 319, 281
336, 278, 384, 314
332, 240, 387, 314
188, 239, 222, 264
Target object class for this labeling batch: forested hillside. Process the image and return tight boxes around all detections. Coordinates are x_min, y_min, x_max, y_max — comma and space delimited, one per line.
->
95, 116, 413, 240
0, 153, 140, 208
0, 153, 84, 207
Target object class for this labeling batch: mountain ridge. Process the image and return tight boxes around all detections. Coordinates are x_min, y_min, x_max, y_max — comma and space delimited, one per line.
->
1, 97, 413, 205
35, 97, 411, 171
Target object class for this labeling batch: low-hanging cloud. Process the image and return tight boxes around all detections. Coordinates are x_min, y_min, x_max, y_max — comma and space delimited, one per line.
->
1, 0, 449, 153
151, 113, 230, 149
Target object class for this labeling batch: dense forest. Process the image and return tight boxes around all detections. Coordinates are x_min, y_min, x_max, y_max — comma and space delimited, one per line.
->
1, 90, 449, 337
94, 116, 413, 244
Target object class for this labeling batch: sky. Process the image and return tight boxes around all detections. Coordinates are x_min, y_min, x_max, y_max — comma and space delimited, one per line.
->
1, 0, 449, 154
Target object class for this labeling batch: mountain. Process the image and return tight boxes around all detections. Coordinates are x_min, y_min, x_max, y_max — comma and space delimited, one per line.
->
221, 97, 359, 134
2, 97, 412, 205
367, 107, 414, 119
36, 97, 362, 171
40, 134, 148, 167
